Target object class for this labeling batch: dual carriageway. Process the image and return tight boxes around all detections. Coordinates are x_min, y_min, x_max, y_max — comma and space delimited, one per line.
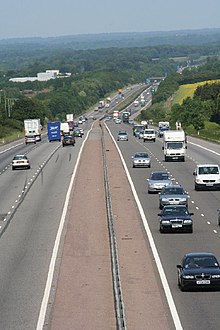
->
0, 86, 219, 329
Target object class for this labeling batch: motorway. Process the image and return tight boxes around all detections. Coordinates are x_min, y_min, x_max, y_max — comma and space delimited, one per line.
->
0, 84, 219, 329
106, 120, 220, 330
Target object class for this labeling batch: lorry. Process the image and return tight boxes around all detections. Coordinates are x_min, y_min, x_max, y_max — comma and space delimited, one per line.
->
66, 114, 74, 122
98, 100, 105, 110
163, 130, 187, 162
122, 111, 130, 123
24, 119, 41, 141
60, 122, 70, 136
47, 122, 61, 142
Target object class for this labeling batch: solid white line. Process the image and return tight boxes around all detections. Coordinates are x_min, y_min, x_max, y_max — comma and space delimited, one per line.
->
105, 123, 183, 330
188, 141, 220, 156
36, 126, 93, 330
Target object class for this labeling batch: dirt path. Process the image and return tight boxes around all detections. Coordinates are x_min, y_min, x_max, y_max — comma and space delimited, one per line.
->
48, 121, 174, 329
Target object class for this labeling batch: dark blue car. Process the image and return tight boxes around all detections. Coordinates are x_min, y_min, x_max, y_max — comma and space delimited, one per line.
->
158, 205, 193, 233
177, 252, 220, 291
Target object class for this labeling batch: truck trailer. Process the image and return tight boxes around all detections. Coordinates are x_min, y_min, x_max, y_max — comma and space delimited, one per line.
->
24, 118, 41, 141
163, 130, 187, 162
47, 122, 61, 142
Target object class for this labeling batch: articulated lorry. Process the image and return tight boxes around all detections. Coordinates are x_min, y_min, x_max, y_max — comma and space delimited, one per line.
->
24, 119, 41, 141
163, 130, 187, 162
47, 122, 61, 142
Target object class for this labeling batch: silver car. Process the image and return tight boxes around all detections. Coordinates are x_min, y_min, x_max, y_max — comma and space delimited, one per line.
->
158, 185, 189, 209
132, 152, 151, 168
117, 131, 128, 141
147, 171, 173, 194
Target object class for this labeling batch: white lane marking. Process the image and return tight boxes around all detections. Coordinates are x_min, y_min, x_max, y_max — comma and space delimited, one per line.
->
214, 230, 218, 234
196, 206, 199, 210
36, 124, 94, 330
105, 124, 183, 330
0, 142, 23, 154
188, 141, 220, 156
201, 214, 204, 217
207, 222, 210, 225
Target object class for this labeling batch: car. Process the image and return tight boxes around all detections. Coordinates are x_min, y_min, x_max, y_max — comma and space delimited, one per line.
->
25, 134, 36, 145
138, 130, 144, 139
147, 171, 173, 193
62, 135, 75, 147
77, 127, 84, 135
158, 127, 169, 138
193, 164, 220, 191
177, 252, 220, 291
143, 129, 156, 142
117, 131, 128, 141
114, 118, 122, 124
132, 152, 151, 168
158, 205, 193, 233
158, 185, 189, 209
74, 129, 83, 138
12, 154, 30, 170
133, 125, 145, 137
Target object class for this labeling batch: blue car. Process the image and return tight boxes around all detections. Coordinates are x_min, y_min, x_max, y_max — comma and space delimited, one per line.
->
177, 252, 220, 291
158, 205, 193, 233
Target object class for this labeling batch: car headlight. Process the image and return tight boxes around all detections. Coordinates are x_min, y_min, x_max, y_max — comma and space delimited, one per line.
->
195, 178, 203, 183
161, 198, 169, 202
183, 275, 194, 279
216, 179, 220, 183
184, 220, 192, 224
212, 275, 220, 278
179, 198, 187, 202
161, 220, 170, 224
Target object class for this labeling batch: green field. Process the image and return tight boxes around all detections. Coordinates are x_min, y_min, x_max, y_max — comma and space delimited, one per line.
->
172, 80, 220, 105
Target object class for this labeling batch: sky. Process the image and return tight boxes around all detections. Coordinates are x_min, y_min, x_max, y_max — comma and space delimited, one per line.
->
0, 0, 220, 39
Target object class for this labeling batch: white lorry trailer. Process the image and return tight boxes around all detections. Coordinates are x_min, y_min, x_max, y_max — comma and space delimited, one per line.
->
24, 119, 41, 141
163, 130, 187, 162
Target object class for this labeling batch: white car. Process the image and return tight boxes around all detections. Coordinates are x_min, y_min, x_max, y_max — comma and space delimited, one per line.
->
12, 155, 30, 170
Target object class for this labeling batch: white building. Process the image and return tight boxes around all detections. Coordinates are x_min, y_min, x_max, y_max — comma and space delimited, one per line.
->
9, 70, 71, 83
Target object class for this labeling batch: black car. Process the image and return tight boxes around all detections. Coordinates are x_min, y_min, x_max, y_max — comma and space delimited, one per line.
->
158, 205, 193, 233
62, 135, 75, 147
177, 252, 220, 291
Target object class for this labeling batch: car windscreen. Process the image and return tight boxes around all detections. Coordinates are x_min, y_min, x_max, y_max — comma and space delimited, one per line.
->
135, 153, 148, 158
184, 256, 219, 268
161, 187, 184, 195
163, 207, 189, 216
151, 173, 169, 180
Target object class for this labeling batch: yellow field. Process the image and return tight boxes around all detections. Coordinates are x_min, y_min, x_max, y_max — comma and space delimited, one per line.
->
173, 80, 220, 105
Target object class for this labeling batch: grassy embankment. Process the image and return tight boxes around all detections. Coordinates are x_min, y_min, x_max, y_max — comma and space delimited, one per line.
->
172, 81, 220, 143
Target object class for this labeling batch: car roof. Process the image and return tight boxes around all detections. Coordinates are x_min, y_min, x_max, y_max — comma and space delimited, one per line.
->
134, 152, 148, 155
162, 185, 183, 189
163, 205, 187, 209
151, 171, 168, 174
184, 252, 217, 258
197, 164, 219, 167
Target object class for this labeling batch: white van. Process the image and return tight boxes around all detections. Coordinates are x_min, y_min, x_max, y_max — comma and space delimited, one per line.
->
193, 164, 220, 190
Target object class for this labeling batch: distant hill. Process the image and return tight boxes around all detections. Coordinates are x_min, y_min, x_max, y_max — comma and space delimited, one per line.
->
1, 29, 220, 50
